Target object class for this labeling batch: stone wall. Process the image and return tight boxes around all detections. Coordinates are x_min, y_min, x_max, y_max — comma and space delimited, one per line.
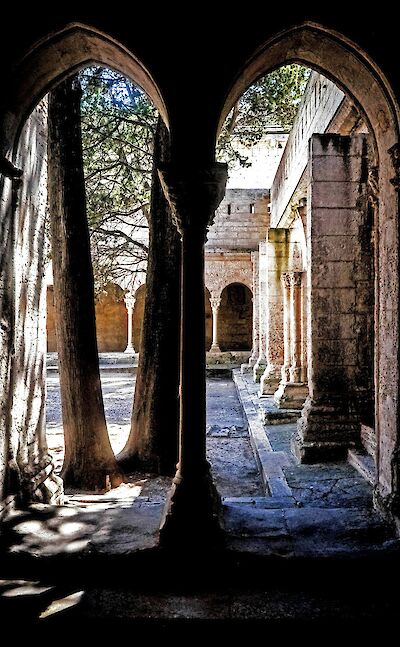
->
205, 252, 253, 297
206, 188, 269, 251
271, 73, 345, 226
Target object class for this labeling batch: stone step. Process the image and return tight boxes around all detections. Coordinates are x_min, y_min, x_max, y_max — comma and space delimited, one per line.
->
348, 448, 376, 486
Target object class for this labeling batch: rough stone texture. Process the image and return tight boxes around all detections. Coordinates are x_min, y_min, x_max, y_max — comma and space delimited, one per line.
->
205, 251, 253, 296
271, 73, 345, 226
260, 229, 287, 393
295, 134, 374, 462
7, 100, 62, 505
253, 242, 268, 381
206, 189, 269, 251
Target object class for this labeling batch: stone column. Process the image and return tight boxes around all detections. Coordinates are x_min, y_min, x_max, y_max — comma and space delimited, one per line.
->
253, 241, 267, 381
124, 292, 136, 354
209, 292, 221, 352
289, 272, 303, 383
274, 272, 308, 409
281, 272, 292, 383
259, 228, 286, 395
241, 251, 259, 373
293, 134, 373, 462
158, 162, 228, 547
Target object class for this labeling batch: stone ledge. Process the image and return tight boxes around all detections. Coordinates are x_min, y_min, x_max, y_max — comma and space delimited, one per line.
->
348, 448, 375, 486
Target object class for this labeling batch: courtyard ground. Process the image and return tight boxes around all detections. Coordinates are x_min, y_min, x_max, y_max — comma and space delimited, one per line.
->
0, 363, 399, 628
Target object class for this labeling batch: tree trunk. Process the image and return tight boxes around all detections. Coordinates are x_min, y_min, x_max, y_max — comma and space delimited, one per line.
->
117, 118, 181, 475
48, 76, 123, 492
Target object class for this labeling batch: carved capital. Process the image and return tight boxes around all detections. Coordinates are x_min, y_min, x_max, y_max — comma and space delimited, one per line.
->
367, 165, 379, 208
389, 143, 400, 191
124, 292, 136, 310
158, 162, 228, 237
210, 294, 221, 310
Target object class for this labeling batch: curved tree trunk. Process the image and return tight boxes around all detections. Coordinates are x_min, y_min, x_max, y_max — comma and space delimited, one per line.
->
48, 76, 123, 492
117, 119, 181, 475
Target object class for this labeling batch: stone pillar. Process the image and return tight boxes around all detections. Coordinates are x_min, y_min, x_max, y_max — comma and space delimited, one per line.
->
281, 272, 292, 382
124, 292, 136, 354
253, 241, 267, 381
209, 293, 221, 352
259, 228, 286, 394
158, 162, 228, 547
274, 272, 307, 409
289, 272, 303, 383
274, 272, 308, 408
293, 134, 373, 462
241, 251, 259, 373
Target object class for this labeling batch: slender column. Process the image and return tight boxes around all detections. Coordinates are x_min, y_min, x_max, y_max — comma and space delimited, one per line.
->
241, 251, 258, 373
158, 162, 228, 547
281, 272, 292, 383
124, 292, 136, 354
210, 293, 221, 352
274, 271, 308, 409
289, 272, 303, 383
253, 241, 267, 381
259, 228, 287, 394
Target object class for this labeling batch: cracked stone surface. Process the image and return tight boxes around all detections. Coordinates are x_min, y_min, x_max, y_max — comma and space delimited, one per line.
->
266, 422, 373, 508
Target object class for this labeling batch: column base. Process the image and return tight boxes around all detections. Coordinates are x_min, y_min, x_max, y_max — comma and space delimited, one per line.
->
209, 344, 221, 353
259, 365, 282, 395
253, 358, 267, 383
124, 345, 135, 355
274, 381, 308, 409
159, 465, 225, 550
241, 352, 258, 374
292, 396, 360, 463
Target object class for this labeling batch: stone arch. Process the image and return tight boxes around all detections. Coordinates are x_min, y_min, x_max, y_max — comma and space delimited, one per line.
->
218, 283, 253, 352
95, 283, 126, 352
1, 22, 168, 159
132, 283, 147, 352
205, 261, 253, 298
218, 22, 400, 513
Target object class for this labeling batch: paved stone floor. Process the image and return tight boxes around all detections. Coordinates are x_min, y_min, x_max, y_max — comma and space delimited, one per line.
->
1, 364, 400, 628
47, 373, 262, 498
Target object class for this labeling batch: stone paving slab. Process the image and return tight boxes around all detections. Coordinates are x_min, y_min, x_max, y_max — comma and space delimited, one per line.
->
233, 370, 375, 510
0, 497, 163, 559
223, 501, 398, 557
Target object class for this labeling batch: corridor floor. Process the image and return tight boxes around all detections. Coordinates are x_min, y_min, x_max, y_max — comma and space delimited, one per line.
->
1, 366, 399, 628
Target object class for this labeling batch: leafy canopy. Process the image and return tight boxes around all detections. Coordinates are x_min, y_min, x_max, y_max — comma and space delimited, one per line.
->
217, 64, 310, 167
79, 64, 309, 293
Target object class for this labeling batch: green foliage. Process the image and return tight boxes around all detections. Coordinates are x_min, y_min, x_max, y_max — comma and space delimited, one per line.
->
79, 64, 309, 293
79, 67, 157, 294
217, 64, 310, 167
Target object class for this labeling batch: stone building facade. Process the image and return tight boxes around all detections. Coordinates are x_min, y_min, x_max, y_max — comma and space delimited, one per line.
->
249, 72, 375, 481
